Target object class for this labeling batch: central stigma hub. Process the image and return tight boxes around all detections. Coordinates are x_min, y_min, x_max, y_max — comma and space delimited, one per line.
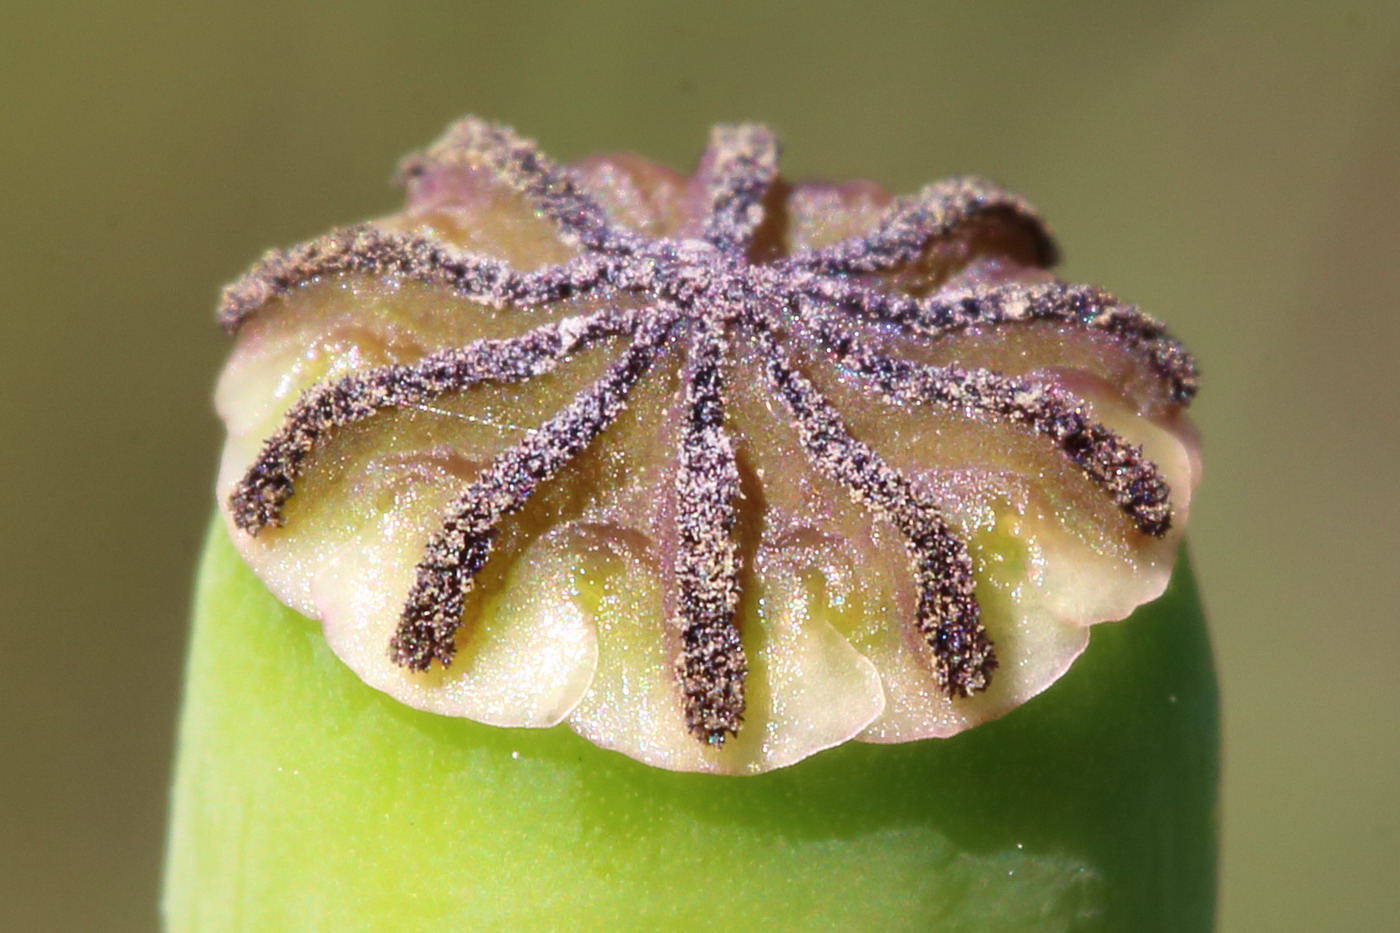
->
633, 237, 762, 314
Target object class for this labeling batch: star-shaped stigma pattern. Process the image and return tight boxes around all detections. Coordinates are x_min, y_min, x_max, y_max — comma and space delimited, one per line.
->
221, 118, 1197, 751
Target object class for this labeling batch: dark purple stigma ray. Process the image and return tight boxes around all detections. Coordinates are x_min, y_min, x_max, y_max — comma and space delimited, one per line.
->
796, 277, 1199, 404
788, 176, 1059, 274
748, 318, 995, 698
806, 310, 1174, 537
395, 116, 642, 256
664, 123, 780, 743
698, 124, 780, 253
391, 312, 679, 671
228, 307, 641, 534
218, 225, 620, 334
672, 314, 746, 746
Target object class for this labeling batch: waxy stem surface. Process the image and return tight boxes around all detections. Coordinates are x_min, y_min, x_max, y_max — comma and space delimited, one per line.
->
164, 520, 1218, 932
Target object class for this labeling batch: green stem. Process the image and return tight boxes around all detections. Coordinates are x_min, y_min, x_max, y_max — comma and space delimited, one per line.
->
165, 518, 1217, 932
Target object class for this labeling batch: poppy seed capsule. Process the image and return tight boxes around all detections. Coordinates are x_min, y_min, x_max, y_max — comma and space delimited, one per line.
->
165, 119, 1216, 931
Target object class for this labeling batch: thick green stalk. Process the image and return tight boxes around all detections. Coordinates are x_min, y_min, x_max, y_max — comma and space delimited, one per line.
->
165, 519, 1217, 931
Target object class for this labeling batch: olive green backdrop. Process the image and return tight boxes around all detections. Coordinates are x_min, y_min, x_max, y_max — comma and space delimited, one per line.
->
3, 1, 1396, 930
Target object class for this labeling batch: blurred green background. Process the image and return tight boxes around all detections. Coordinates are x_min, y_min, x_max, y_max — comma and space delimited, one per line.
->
3, 1, 1396, 930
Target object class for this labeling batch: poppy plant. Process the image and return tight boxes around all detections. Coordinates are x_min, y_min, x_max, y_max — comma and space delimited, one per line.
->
165, 118, 1216, 931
